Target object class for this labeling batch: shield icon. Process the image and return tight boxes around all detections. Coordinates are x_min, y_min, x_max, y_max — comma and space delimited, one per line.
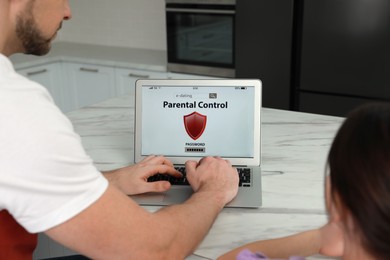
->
183, 112, 207, 140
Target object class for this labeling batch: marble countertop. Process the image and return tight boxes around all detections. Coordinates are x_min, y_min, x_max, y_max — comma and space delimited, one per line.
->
64, 94, 344, 260
9, 42, 168, 72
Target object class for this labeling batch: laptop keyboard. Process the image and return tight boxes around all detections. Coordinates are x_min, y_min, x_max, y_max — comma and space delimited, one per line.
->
147, 167, 252, 187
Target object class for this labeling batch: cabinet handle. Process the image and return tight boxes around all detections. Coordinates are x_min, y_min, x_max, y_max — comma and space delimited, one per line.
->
80, 67, 99, 73
166, 8, 235, 15
128, 73, 150, 79
27, 69, 47, 76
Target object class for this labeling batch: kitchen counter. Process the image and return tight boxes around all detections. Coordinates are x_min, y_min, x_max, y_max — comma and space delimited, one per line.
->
10, 42, 168, 72
62, 94, 344, 259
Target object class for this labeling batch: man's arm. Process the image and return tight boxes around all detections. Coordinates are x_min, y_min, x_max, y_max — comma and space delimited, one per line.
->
46, 156, 238, 259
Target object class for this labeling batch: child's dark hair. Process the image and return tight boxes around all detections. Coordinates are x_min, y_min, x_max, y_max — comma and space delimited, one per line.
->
328, 102, 390, 259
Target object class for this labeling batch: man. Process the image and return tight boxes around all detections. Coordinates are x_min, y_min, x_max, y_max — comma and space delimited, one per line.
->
0, 0, 239, 259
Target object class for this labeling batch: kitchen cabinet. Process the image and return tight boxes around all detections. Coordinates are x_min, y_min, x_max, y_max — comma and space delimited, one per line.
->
116, 69, 220, 100
17, 62, 66, 112
299, 92, 371, 116
295, 0, 390, 116
235, 0, 294, 110
16, 56, 219, 116
167, 72, 219, 79
64, 62, 116, 111
115, 68, 168, 96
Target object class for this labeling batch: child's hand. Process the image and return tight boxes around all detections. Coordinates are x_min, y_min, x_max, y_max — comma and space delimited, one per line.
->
318, 222, 344, 257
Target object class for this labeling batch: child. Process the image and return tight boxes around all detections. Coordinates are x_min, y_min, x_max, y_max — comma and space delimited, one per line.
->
218, 102, 390, 260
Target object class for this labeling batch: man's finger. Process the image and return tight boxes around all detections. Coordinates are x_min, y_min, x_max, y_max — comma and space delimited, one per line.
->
142, 165, 182, 178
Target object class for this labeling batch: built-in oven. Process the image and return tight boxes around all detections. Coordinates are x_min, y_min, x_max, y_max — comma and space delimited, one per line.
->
166, 0, 236, 78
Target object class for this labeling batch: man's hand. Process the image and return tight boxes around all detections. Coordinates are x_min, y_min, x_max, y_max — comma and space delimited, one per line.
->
103, 155, 181, 195
185, 156, 239, 205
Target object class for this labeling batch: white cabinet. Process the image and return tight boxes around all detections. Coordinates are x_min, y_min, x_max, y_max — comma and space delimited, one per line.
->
64, 62, 116, 111
167, 72, 220, 79
115, 68, 168, 96
17, 62, 66, 112
16, 60, 220, 114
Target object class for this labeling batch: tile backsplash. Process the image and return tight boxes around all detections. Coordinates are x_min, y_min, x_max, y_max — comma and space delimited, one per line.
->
58, 0, 166, 51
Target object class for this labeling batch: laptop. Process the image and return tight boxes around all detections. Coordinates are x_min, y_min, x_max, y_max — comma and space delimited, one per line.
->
131, 79, 262, 208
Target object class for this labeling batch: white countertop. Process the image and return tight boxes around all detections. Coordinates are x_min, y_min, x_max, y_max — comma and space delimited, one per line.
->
10, 42, 168, 72
65, 94, 344, 260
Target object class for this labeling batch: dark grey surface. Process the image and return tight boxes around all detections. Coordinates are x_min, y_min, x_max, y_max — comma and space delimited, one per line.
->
296, 0, 390, 115
235, 0, 294, 110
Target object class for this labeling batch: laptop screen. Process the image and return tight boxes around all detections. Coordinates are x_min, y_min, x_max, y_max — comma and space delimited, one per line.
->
135, 79, 261, 166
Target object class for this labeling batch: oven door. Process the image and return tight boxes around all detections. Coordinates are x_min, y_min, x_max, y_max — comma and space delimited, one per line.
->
166, 2, 235, 77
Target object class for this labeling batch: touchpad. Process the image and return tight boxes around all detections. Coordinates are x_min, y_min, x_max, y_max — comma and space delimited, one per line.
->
130, 193, 165, 205
163, 187, 193, 204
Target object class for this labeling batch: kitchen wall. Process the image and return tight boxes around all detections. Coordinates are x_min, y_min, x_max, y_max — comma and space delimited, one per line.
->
58, 0, 167, 50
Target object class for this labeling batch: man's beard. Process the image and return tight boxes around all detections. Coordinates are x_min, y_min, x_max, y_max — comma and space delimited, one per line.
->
15, 12, 57, 56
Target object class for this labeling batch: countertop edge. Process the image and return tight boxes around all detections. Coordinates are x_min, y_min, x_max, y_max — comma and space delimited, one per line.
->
9, 42, 168, 72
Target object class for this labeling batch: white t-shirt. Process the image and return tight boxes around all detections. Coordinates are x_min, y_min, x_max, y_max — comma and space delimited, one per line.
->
0, 54, 108, 233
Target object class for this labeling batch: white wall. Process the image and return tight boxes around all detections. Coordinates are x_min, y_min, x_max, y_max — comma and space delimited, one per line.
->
58, 0, 167, 51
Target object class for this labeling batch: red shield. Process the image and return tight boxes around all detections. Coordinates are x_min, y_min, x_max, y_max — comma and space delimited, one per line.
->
183, 112, 207, 140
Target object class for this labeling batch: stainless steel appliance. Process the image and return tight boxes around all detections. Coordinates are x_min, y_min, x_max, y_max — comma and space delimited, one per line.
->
166, 0, 236, 78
